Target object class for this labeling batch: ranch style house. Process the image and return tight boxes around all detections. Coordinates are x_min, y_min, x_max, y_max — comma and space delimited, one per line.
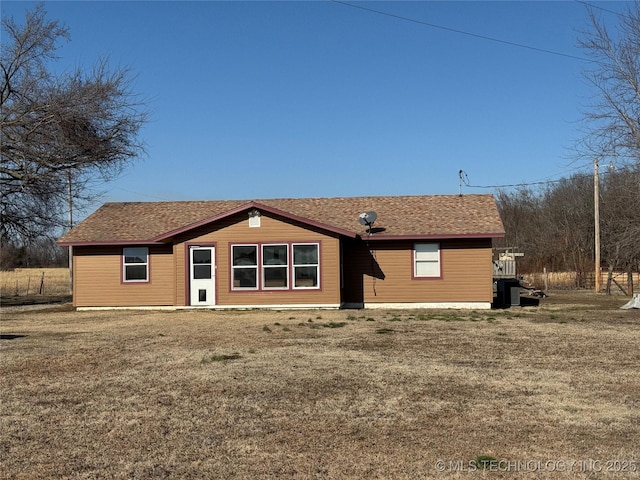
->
57, 194, 505, 309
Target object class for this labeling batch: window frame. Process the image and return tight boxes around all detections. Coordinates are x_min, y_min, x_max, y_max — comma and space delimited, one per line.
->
229, 242, 321, 292
292, 243, 320, 289
413, 242, 441, 279
262, 244, 289, 290
231, 244, 259, 290
122, 247, 149, 283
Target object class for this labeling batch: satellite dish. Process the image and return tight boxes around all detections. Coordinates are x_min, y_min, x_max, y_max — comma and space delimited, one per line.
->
358, 211, 377, 227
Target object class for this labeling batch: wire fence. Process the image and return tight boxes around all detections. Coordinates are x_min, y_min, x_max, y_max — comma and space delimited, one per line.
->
0, 268, 71, 297
522, 270, 639, 294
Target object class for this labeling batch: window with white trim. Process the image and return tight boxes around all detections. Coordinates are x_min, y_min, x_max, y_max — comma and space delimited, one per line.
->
232, 245, 258, 289
414, 243, 440, 278
123, 247, 149, 282
293, 243, 319, 288
230, 242, 320, 290
263, 244, 288, 289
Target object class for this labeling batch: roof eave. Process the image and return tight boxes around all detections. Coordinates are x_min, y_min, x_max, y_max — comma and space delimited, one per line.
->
359, 232, 505, 241
57, 240, 167, 247
151, 200, 359, 242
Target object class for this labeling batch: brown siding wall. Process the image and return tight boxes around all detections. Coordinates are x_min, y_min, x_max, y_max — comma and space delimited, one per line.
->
73, 245, 174, 307
343, 238, 493, 304
72, 213, 492, 308
174, 212, 342, 307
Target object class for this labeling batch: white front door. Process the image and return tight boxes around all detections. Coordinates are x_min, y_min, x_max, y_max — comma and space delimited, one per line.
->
190, 246, 215, 306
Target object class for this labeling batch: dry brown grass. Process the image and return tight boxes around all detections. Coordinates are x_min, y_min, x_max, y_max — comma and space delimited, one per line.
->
522, 271, 639, 291
1, 291, 639, 479
0, 268, 70, 298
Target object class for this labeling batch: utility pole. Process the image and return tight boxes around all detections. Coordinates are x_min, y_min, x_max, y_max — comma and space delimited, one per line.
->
594, 158, 601, 293
67, 170, 73, 295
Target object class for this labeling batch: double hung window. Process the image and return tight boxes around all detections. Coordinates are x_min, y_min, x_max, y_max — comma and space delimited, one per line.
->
263, 245, 288, 288
232, 245, 258, 288
414, 243, 441, 278
123, 247, 149, 282
293, 244, 319, 288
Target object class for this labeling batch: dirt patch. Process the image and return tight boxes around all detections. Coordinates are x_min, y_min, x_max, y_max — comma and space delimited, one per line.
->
1, 292, 639, 479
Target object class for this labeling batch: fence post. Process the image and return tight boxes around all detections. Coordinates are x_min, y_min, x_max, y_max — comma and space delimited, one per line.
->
39, 272, 45, 295
606, 265, 613, 295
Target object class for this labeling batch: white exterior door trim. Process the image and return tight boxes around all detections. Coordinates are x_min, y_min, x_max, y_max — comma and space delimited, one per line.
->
189, 245, 216, 306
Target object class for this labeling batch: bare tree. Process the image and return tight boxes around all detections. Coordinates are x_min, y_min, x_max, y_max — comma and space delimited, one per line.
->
1, 4, 147, 242
578, 3, 640, 166
576, 4, 640, 290
0, 236, 67, 269
496, 167, 639, 291
496, 175, 596, 277
540, 175, 595, 276
600, 164, 640, 292
494, 187, 547, 271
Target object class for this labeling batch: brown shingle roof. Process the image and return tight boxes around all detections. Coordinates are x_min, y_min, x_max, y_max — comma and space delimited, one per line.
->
58, 194, 504, 245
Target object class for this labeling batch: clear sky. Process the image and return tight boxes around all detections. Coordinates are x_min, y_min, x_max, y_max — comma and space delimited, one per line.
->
2, 1, 632, 207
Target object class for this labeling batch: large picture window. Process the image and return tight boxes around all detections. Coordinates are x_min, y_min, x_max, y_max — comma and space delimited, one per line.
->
231, 242, 319, 290
123, 247, 149, 282
414, 243, 441, 278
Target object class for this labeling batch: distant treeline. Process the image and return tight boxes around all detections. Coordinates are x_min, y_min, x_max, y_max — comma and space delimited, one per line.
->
494, 164, 640, 277
1, 238, 68, 270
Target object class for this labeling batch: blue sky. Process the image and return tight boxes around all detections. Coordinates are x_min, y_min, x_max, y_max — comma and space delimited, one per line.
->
2, 1, 631, 207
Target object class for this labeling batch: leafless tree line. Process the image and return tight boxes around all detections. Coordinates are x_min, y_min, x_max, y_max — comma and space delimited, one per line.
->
495, 164, 640, 280
498, 3, 640, 283
0, 237, 67, 269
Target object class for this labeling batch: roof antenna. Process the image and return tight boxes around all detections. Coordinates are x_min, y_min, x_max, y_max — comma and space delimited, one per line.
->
459, 170, 469, 196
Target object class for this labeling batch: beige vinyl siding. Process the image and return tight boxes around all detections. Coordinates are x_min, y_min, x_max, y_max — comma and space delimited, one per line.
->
73, 245, 174, 307
345, 239, 493, 304
174, 212, 341, 307
72, 212, 493, 308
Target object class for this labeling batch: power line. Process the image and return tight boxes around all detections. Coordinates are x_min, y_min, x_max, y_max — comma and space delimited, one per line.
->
459, 166, 640, 191
458, 169, 587, 190
463, 178, 568, 190
574, 1, 629, 18
331, 0, 593, 62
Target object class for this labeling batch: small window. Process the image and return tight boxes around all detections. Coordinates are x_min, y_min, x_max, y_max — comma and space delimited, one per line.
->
123, 247, 149, 282
232, 245, 258, 289
192, 249, 212, 279
293, 244, 319, 288
414, 243, 440, 278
